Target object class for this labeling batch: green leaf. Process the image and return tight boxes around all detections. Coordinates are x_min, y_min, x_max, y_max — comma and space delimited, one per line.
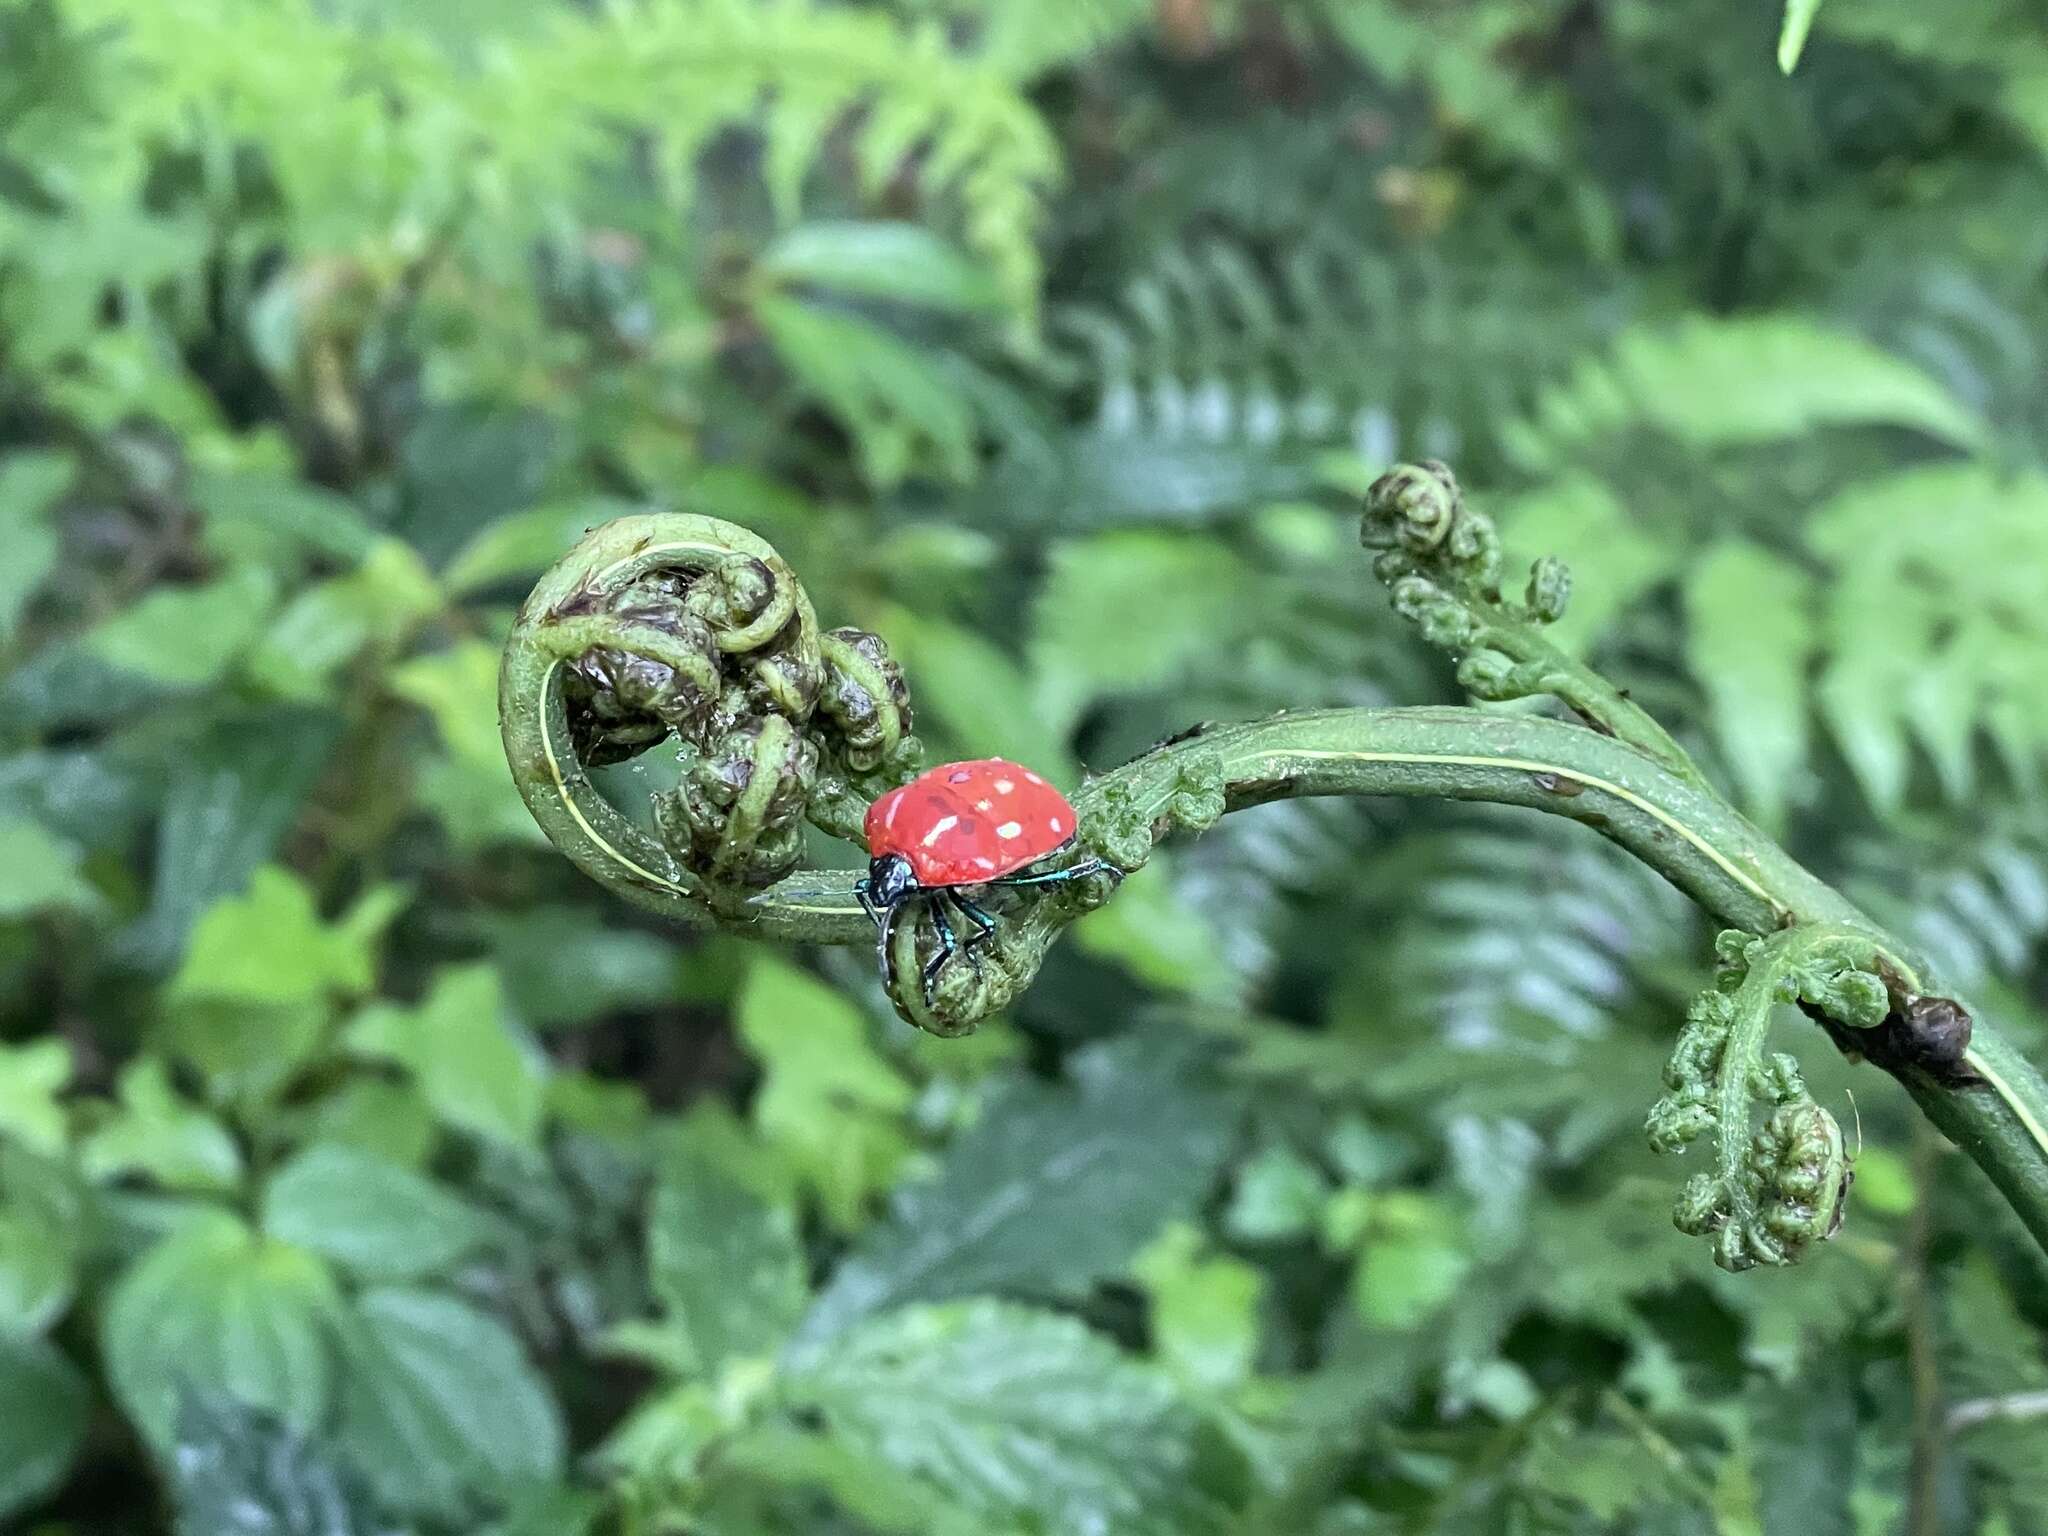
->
442, 497, 641, 597
346, 965, 546, 1147
1225, 1143, 1330, 1243
786, 1299, 1236, 1536
483, 904, 677, 1030
103, 1211, 342, 1454
0, 449, 70, 642
336, 1287, 565, 1520
1131, 1223, 1266, 1393
1350, 1193, 1469, 1329
80, 1059, 244, 1194
872, 604, 1074, 777
706, 1419, 986, 1535
1808, 465, 2048, 810
0, 1332, 91, 1521
759, 222, 1002, 311
171, 1393, 392, 1536
1070, 857, 1237, 999
755, 295, 979, 487
801, 1035, 1238, 1343
171, 866, 399, 1006
0, 1146, 83, 1335
161, 869, 405, 1105
484, 1483, 606, 1536
262, 1144, 494, 1283
243, 539, 441, 702
1779, 0, 1824, 72
85, 562, 278, 686
1684, 541, 1814, 827
191, 468, 379, 571
643, 1116, 808, 1375
1028, 531, 1250, 735
1510, 315, 1986, 469
292, 1079, 439, 1170
0, 816, 101, 920
121, 710, 345, 971
388, 640, 542, 849
736, 956, 913, 1231
0, 1040, 72, 1156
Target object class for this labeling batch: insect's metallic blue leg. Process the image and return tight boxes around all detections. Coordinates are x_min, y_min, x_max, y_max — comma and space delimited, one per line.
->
956, 894, 997, 953
989, 857, 1123, 892
921, 898, 957, 1004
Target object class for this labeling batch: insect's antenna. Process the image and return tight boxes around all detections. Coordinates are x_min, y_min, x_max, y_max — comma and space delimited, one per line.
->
1845, 1089, 1863, 1159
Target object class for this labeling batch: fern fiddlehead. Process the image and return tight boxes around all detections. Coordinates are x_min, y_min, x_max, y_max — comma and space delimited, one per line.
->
498, 514, 919, 922
498, 513, 1129, 1033
1362, 459, 1708, 786
1648, 927, 1890, 1270
499, 470, 2048, 1267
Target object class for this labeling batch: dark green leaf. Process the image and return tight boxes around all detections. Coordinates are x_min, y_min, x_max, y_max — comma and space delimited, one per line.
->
644, 1117, 808, 1373
262, 1144, 495, 1283
787, 1300, 1238, 1536
0, 449, 70, 642
1749, 1364, 1856, 1536
172, 1393, 395, 1536
119, 710, 344, 972
0, 1332, 91, 1521
801, 1036, 1240, 1344
103, 1211, 342, 1454
336, 1287, 565, 1520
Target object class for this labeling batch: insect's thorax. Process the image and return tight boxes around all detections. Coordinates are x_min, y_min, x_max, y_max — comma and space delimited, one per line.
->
868, 852, 919, 906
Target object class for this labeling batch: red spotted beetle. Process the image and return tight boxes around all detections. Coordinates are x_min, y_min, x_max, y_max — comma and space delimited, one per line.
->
858, 758, 1118, 1001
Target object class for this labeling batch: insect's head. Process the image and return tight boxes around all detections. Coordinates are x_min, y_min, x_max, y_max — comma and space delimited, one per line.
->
868, 852, 918, 907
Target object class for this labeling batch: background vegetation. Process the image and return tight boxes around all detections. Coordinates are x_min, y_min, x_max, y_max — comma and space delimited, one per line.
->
3, 0, 2047, 1530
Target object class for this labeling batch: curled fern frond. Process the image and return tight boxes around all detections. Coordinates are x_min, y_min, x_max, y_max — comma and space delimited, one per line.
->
500, 513, 1132, 1036
1648, 926, 1891, 1271
502, 513, 921, 906
1361, 461, 1704, 783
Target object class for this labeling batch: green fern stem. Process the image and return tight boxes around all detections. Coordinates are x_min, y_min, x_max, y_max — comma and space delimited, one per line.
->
500, 509, 2048, 1259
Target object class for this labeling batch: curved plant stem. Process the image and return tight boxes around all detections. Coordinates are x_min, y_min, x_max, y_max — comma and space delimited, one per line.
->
499, 470, 2048, 1264
505, 617, 2048, 1251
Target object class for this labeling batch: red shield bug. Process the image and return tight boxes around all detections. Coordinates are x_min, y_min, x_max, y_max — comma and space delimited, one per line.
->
858, 758, 1119, 1001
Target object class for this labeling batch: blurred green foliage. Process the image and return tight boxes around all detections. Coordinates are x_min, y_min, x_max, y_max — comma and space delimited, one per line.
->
2, 0, 2047, 1531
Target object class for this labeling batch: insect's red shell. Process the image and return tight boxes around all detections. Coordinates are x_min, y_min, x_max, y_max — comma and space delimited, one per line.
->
865, 758, 1078, 887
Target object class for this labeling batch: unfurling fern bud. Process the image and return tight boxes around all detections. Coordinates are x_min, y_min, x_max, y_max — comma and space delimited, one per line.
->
1357, 463, 1706, 781
817, 627, 913, 771
1648, 925, 1891, 1272
502, 512, 1137, 1038
654, 716, 818, 893
500, 513, 920, 903
1525, 556, 1571, 625
1362, 460, 1460, 552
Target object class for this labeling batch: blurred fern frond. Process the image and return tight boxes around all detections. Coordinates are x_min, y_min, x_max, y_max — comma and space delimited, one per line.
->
1806, 464, 2048, 809
1502, 311, 1986, 472
1331, 810, 1699, 1109
1489, 315, 2048, 822
56, 0, 1061, 313
1052, 233, 1609, 478
1842, 804, 2048, 989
